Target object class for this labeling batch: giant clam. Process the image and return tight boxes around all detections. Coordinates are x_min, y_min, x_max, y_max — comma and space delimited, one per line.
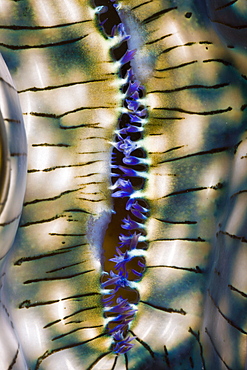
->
0, 1, 246, 369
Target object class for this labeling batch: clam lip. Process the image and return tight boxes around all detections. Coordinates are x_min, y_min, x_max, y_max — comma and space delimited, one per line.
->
0, 54, 27, 259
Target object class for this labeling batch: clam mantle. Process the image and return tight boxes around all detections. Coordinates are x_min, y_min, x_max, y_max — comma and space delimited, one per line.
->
0, 1, 246, 369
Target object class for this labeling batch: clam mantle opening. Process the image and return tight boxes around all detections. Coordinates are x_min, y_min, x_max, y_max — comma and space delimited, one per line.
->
92, 0, 150, 354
